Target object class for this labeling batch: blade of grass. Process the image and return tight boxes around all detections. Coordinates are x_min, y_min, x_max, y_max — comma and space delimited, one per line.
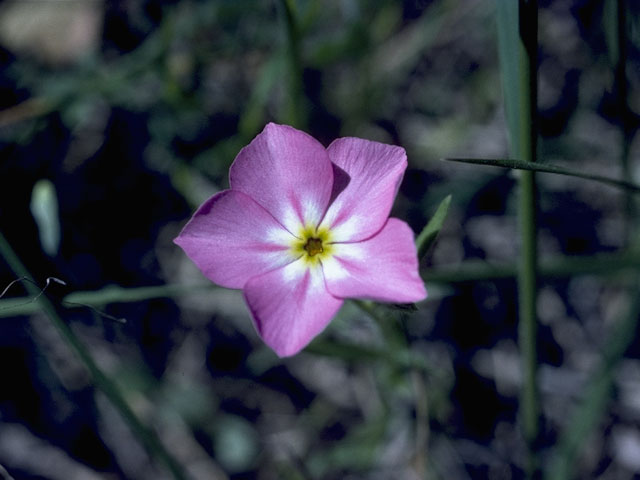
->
0, 232, 193, 480
63, 283, 207, 306
416, 195, 452, 260
238, 53, 286, 138
442, 157, 640, 195
0, 283, 213, 318
496, 1, 540, 476
545, 277, 640, 480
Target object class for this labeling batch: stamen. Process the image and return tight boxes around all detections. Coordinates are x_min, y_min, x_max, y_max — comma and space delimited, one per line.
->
304, 238, 323, 256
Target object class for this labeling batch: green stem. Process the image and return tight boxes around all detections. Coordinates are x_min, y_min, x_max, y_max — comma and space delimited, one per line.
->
512, 0, 540, 475
519, 0, 540, 473
614, 0, 633, 241
0, 232, 191, 480
519, 171, 539, 477
416, 195, 452, 260
280, 0, 305, 129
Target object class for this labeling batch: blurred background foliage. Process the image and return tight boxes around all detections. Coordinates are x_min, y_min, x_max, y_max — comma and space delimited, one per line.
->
1, 0, 640, 479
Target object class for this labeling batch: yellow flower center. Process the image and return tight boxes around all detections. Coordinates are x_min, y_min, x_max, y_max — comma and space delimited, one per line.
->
292, 225, 333, 266
304, 238, 324, 256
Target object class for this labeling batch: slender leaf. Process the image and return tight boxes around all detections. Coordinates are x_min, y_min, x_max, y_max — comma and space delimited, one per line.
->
495, 0, 521, 150
443, 157, 640, 195
30, 179, 60, 257
0, 297, 41, 317
238, 53, 286, 138
279, 0, 305, 128
64, 283, 207, 306
416, 194, 452, 260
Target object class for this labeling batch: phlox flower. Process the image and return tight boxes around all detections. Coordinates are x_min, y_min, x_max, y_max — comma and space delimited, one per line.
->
174, 123, 426, 357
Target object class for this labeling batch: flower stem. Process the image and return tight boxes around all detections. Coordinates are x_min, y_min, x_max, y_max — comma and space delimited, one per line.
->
280, 0, 306, 129
497, 0, 540, 475
517, 2, 540, 476
0, 232, 191, 480
612, 0, 633, 241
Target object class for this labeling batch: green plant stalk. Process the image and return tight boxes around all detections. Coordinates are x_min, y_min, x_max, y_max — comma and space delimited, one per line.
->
416, 195, 452, 260
280, 0, 305, 129
0, 232, 190, 480
519, 170, 539, 477
497, 0, 540, 475
518, 2, 540, 474
614, 0, 633, 240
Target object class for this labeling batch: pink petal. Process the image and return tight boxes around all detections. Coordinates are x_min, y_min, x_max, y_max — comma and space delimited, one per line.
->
319, 137, 407, 242
244, 261, 343, 357
230, 123, 334, 234
322, 218, 427, 303
174, 190, 297, 289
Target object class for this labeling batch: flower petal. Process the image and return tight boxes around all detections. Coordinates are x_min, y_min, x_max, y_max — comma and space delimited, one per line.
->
244, 261, 343, 357
230, 123, 334, 234
174, 190, 297, 289
320, 137, 407, 242
322, 218, 426, 303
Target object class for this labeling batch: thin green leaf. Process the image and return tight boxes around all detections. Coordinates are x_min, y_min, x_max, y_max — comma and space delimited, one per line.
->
0, 297, 41, 317
443, 157, 640, 194
238, 53, 285, 138
602, 0, 620, 66
30, 179, 60, 257
416, 194, 452, 260
63, 283, 209, 306
495, 0, 521, 151
279, 0, 305, 128
0, 283, 212, 318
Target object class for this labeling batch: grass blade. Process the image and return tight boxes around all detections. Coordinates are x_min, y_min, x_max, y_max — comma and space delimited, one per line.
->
279, 0, 305, 128
416, 195, 452, 260
443, 157, 640, 195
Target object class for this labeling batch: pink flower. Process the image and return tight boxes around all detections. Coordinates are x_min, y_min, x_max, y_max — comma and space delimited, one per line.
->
174, 123, 426, 357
